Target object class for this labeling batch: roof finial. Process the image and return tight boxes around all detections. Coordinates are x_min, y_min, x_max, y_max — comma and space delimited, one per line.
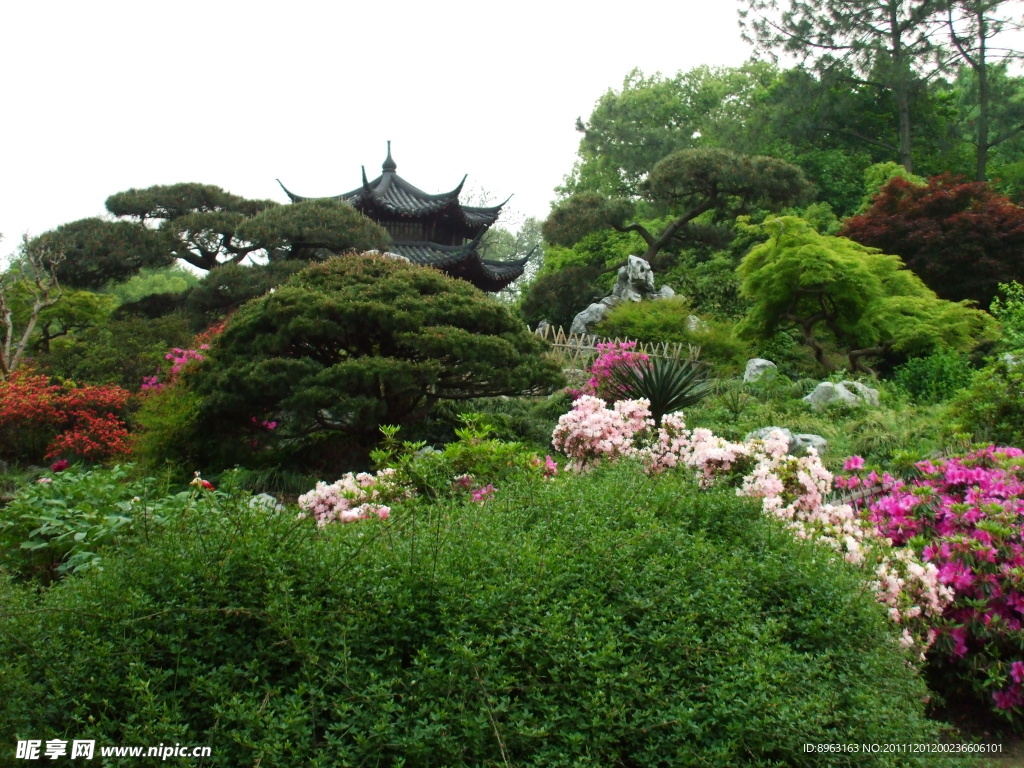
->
382, 140, 397, 173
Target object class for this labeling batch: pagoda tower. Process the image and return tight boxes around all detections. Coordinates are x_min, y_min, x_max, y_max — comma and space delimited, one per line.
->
277, 143, 528, 291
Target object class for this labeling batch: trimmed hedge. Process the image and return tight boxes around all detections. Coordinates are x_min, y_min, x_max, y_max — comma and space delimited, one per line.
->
0, 464, 960, 767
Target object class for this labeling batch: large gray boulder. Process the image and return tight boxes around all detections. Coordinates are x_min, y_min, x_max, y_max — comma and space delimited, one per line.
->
743, 358, 778, 383
803, 380, 879, 411
570, 302, 613, 335
841, 380, 880, 407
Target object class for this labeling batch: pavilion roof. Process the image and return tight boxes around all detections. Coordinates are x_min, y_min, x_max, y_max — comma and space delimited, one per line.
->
277, 143, 507, 234
389, 239, 529, 293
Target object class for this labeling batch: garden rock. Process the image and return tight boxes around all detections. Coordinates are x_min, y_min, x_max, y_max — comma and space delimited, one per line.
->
610, 255, 656, 302
840, 380, 880, 407
569, 255, 676, 335
743, 358, 777, 383
792, 433, 828, 456
685, 314, 707, 333
570, 302, 613, 335
802, 381, 879, 410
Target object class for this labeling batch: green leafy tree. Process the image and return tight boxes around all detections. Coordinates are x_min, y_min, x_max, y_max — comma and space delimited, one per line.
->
545, 149, 810, 272
166, 254, 564, 471
233, 199, 389, 261
104, 183, 388, 272
105, 183, 277, 271
946, 0, 1024, 180
0, 235, 64, 380
519, 265, 604, 330
29, 218, 175, 290
563, 62, 782, 199
740, 0, 949, 172
737, 216, 996, 373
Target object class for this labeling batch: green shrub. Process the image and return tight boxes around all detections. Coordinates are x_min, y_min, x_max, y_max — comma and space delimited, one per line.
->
370, 415, 553, 500
950, 359, 1024, 446
130, 386, 206, 478
41, 314, 194, 390
0, 463, 955, 766
893, 351, 974, 404
177, 254, 564, 473
597, 298, 750, 374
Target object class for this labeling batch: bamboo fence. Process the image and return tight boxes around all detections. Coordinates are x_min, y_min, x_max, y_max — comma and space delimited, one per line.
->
533, 324, 699, 368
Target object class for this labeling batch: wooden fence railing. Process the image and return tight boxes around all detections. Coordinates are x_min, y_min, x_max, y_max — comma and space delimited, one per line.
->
533, 325, 699, 368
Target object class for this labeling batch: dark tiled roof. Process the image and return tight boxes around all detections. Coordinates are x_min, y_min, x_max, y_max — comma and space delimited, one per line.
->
389, 240, 529, 292
277, 143, 519, 290
277, 144, 507, 234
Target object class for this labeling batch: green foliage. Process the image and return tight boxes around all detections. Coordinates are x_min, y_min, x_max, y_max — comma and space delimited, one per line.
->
0, 464, 175, 580
234, 199, 390, 261
25, 288, 117, 354
454, 393, 573, 450
597, 298, 751, 375
106, 264, 200, 305
950, 359, 1024, 446
661, 251, 745, 318
856, 161, 927, 214
737, 216, 997, 373
607, 356, 712, 425
29, 218, 175, 290
562, 62, 783, 199
518, 265, 603, 329
542, 192, 633, 248
181, 261, 308, 327
989, 280, 1024, 351
893, 351, 975, 404
371, 416, 548, 499
130, 386, 206, 479
0, 463, 953, 765
177, 255, 564, 473
545, 149, 810, 271
41, 314, 194, 390
846, 406, 945, 467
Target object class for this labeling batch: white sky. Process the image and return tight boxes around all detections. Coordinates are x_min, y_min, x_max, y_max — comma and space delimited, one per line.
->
0, 1, 757, 261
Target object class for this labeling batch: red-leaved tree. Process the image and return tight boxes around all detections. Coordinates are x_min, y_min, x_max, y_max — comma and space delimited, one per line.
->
841, 175, 1024, 307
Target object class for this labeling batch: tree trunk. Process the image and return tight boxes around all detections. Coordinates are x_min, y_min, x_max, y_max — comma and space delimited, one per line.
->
975, 11, 990, 181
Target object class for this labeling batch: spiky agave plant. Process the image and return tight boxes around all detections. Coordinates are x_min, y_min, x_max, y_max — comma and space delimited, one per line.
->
608, 356, 712, 425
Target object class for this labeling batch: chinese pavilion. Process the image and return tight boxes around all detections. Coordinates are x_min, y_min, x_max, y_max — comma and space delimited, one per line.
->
277, 143, 528, 292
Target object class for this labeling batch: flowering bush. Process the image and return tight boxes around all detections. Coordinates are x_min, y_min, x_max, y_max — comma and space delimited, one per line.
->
0, 370, 132, 464
844, 447, 1024, 721
550, 395, 653, 470
297, 468, 406, 527
552, 396, 952, 655
567, 341, 648, 400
